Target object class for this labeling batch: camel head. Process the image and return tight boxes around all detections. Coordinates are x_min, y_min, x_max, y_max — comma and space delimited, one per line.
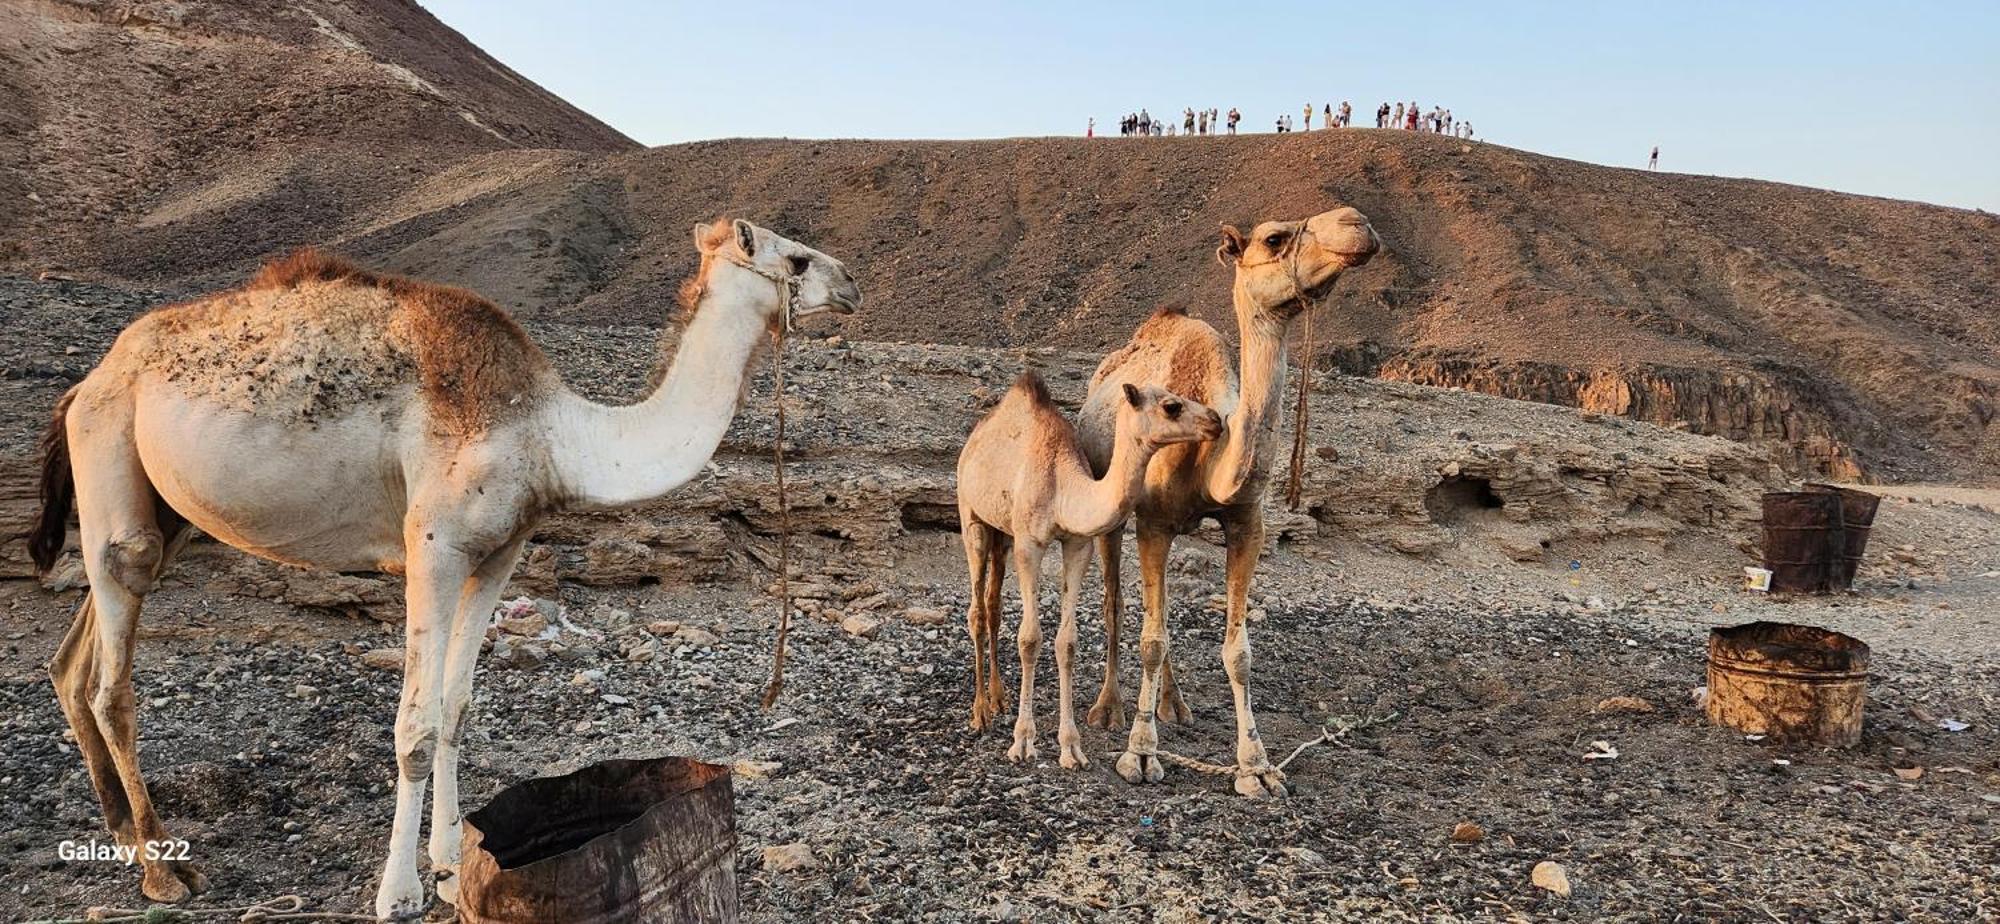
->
1117, 383, 1224, 447
1217, 206, 1379, 324
687, 218, 863, 329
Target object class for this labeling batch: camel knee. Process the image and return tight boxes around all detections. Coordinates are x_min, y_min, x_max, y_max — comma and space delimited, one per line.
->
88, 684, 134, 732
1139, 637, 1167, 673
396, 725, 438, 780
102, 529, 164, 595
1222, 637, 1251, 682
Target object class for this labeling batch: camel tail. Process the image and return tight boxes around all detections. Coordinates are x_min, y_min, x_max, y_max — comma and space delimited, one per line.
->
29, 388, 77, 574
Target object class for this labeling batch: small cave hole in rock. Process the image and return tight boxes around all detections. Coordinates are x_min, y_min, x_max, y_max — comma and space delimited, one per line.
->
900, 501, 961, 533
1425, 475, 1504, 524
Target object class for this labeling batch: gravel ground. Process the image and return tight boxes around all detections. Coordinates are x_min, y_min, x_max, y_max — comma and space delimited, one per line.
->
1, 275, 1996, 922
3, 537, 1997, 922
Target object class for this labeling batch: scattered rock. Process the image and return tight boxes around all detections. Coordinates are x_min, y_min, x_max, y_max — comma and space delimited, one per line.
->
762, 843, 818, 873
1595, 696, 1655, 714
902, 607, 950, 626
733, 759, 782, 781
841, 613, 884, 639
676, 626, 721, 647
358, 648, 404, 671
1532, 860, 1572, 898
1450, 821, 1485, 844
497, 610, 548, 637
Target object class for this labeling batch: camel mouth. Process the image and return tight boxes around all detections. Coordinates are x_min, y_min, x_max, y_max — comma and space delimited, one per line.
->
794, 299, 857, 321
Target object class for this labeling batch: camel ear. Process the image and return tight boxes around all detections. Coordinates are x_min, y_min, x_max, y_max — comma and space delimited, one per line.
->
1122, 383, 1143, 408
692, 222, 718, 253
1217, 225, 1246, 264
732, 219, 758, 258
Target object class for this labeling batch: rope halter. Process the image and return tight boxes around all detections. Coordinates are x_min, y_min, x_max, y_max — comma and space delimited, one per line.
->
716, 251, 805, 333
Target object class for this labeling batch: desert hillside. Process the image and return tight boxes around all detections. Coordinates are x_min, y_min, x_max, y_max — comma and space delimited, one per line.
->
0, 0, 634, 264
3, 3, 1995, 484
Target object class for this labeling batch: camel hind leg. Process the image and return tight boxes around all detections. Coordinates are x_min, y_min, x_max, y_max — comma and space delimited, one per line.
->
55, 413, 205, 902
1085, 529, 1125, 729
982, 534, 1010, 721
960, 518, 998, 732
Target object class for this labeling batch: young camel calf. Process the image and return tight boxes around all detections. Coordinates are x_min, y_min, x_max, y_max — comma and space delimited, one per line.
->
956, 372, 1221, 767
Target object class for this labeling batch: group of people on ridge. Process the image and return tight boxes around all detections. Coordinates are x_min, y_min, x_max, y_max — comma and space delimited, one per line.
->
1276, 101, 1354, 132
1092, 100, 1474, 140
1373, 101, 1472, 138
1108, 108, 1240, 137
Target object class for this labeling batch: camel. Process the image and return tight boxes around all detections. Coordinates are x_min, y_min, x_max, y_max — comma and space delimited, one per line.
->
955, 372, 1221, 767
26, 218, 860, 920
1078, 206, 1379, 797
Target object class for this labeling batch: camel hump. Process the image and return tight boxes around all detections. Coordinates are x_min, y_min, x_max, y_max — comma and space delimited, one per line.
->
248, 248, 368, 291
1010, 370, 1056, 408
125, 249, 550, 437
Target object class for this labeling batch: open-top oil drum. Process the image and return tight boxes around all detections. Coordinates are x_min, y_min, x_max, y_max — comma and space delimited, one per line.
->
1706, 622, 1869, 747
1760, 491, 1844, 593
458, 757, 737, 924
1804, 483, 1880, 590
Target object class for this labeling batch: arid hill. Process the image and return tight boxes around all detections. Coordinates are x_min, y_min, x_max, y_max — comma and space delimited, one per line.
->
0, 0, 634, 266
3, 3, 1994, 483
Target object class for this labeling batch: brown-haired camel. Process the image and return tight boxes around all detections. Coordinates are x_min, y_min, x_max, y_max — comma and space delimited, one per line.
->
28, 218, 860, 919
1079, 207, 1379, 797
955, 372, 1221, 767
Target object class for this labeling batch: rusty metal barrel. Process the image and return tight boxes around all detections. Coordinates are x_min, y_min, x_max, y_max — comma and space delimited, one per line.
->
1805, 483, 1880, 590
1760, 491, 1844, 593
1706, 622, 1869, 747
458, 757, 738, 924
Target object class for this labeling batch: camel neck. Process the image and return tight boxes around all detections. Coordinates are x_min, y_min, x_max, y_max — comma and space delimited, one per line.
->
1054, 428, 1154, 537
1204, 285, 1291, 505
548, 272, 770, 509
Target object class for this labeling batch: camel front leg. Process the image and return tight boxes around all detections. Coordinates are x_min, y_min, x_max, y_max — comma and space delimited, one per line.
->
1159, 644, 1194, 725
1054, 537, 1092, 769
428, 537, 526, 906
378, 536, 476, 922
1115, 527, 1175, 784
961, 520, 996, 732
1007, 539, 1045, 762
1085, 529, 1125, 729
1222, 510, 1285, 798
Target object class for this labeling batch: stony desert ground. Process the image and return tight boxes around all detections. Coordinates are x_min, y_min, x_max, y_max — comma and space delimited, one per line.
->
3, 277, 1998, 922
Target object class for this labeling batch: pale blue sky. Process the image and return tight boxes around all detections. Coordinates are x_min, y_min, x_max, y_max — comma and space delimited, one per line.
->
425, 1, 2000, 211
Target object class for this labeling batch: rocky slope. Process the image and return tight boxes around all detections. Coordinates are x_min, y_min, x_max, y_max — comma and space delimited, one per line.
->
0, 0, 634, 269
0, 276, 1783, 593
4, 4, 1994, 484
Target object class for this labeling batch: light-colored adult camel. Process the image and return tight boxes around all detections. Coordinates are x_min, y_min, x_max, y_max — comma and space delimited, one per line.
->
1078, 207, 1379, 797
955, 372, 1221, 767
27, 218, 860, 920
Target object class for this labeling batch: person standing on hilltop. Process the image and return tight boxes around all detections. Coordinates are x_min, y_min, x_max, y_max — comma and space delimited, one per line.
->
1649, 145, 1659, 169
1406, 102, 1420, 130
1392, 102, 1404, 129
1227, 107, 1240, 134
1339, 100, 1351, 127
1139, 109, 1151, 135
1302, 103, 1313, 130
1087, 117, 1095, 138
1323, 103, 1333, 128
1184, 108, 1195, 135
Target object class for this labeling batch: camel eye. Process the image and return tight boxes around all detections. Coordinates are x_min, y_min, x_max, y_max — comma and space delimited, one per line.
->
1264, 233, 1286, 248
1162, 400, 1183, 418
787, 255, 811, 276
